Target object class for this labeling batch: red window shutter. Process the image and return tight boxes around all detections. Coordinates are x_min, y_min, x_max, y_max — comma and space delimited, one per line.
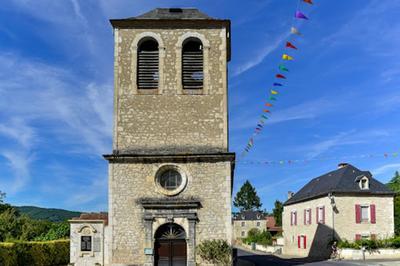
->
304, 209, 306, 225
316, 207, 319, 224
355, 204, 361, 223
309, 209, 312, 225
322, 206, 325, 224
298, 236, 301, 248
304, 235, 307, 249
355, 234, 361, 241
370, 204, 376, 224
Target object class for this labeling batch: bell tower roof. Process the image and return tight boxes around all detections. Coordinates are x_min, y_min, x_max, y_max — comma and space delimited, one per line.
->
134, 8, 212, 20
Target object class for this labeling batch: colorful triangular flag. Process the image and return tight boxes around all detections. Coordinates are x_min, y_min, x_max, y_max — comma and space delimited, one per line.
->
279, 65, 289, 72
295, 11, 308, 20
282, 54, 294, 60
265, 103, 273, 107
286, 42, 297, 49
291, 27, 302, 35
261, 115, 268, 119
273, 82, 283, 86
271, 90, 278, 95
276, 74, 286, 79
303, 0, 313, 4
269, 96, 277, 101
263, 109, 271, 113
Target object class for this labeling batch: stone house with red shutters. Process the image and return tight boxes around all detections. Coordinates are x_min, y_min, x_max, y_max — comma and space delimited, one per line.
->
282, 163, 395, 258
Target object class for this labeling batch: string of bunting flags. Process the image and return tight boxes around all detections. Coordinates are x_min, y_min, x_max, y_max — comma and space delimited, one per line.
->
241, 0, 314, 157
237, 150, 400, 166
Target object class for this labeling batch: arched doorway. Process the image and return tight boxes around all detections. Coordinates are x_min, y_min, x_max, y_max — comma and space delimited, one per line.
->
154, 223, 187, 266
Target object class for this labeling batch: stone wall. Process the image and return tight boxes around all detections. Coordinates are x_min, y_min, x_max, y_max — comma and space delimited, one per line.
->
109, 160, 232, 265
282, 195, 394, 258
112, 26, 228, 154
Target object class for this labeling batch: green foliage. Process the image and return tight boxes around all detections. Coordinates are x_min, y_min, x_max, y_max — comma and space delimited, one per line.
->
386, 171, 400, 236
34, 222, 69, 241
16, 206, 81, 222
338, 236, 400, 250
243, 228, 272, 246
197, 239, 232, 265
272, 200, 283, 226
233, 180, 262, 211
0, 240, 69, 266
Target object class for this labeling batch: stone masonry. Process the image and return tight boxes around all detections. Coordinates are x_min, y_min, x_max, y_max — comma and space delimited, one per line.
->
106, 9, 234, 266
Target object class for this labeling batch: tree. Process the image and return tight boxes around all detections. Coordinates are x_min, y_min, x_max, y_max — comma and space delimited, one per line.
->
386, 171, 400, 235
233, 180, 262, 211
272, 200, 283, 226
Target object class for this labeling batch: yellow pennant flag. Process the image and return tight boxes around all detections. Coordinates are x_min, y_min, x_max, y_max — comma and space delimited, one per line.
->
282, 54, 294, 60
271, 90, 278, 95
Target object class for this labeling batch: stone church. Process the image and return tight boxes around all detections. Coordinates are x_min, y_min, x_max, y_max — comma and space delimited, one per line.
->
69, 8, 235, 266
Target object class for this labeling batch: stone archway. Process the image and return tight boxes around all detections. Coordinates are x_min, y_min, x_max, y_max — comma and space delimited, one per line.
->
154, 223, 187, 266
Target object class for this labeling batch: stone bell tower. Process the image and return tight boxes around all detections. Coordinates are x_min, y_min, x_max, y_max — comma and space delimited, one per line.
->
105, 8, 234, 265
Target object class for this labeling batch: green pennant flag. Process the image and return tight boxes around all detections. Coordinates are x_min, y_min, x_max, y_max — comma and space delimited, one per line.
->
269, 96, 277, 101
279, 64, 289, 72
261, 115, 268, 119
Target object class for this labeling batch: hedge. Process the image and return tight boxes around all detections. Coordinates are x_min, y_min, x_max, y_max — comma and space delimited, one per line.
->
338, 236, 400, 250
0, 240, 69, 266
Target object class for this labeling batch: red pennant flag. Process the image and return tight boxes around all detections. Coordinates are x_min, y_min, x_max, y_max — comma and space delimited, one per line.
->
303, 0, 313, 4
265, 103, 273, 107
276, 74, 286, 79
286, 42, 297, 50
263, 109, 271, 113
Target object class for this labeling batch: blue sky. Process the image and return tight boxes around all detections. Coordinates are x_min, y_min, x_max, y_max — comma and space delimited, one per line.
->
0, 0, 399, 212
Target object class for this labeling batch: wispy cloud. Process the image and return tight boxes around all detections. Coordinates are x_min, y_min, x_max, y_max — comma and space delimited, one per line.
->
231, 97, 336, 131
372, 163, 400, 177
231, 32, 289, 77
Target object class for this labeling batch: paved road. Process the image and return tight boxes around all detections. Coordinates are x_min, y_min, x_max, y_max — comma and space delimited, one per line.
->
237, 248, 400, 266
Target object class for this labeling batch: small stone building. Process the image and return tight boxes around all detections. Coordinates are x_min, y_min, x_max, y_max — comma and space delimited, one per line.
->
232, 211, 267, 240
70, 7, 234, 266
282, 163, 395, 258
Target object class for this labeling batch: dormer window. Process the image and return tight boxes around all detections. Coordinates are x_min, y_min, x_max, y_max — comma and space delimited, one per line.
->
359, 177, 369, 190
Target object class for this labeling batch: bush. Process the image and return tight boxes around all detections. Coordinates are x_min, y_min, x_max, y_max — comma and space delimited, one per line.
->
197, 239, 232, 265
243, 228, 272, 246
0, 240, 69, 266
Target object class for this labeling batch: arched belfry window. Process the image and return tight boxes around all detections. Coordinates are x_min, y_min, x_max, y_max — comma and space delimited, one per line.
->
137, 38, 159, 90
182, 38, 203, 89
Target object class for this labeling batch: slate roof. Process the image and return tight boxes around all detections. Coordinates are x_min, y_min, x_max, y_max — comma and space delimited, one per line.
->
133, 8, 212, 20
232, 210, 266, 221
284, 164, 395, 206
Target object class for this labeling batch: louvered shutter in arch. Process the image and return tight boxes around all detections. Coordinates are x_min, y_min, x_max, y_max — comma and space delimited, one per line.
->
182, 38, 203, 89
137, 38, 159, 89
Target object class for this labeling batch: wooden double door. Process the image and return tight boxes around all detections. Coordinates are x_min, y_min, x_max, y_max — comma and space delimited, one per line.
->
154, 239, 187, 266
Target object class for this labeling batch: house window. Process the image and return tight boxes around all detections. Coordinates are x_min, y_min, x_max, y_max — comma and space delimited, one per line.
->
137, 38, 159, 90
182, 38, 203, 89
361, 206, 369, 221
241, 221, 245, 227
291, 211, 297, 226
317, 206, 325, 224
256, 222, 260, 227
304, 209, 311, 225
298, 235, 306, 249
81, 236, 92, 251
241, 231, 245, 237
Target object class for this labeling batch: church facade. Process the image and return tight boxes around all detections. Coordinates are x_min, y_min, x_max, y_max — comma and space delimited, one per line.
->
69, 8, 234, 266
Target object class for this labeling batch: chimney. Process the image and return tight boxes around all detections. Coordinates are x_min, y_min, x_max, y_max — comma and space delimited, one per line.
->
338, 162, 349, 169
287, 191, 294, 199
